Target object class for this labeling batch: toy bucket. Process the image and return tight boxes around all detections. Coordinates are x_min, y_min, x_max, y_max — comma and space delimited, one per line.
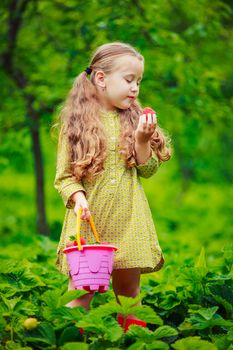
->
63, 208, 118, 293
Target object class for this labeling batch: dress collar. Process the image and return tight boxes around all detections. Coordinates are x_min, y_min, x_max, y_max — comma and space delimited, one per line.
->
100, 109, 119, 118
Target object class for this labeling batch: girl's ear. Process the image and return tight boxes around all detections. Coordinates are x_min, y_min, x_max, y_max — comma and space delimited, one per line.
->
94, 70, 106, 88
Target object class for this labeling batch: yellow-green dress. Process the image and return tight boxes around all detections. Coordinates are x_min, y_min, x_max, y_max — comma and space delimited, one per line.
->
54, 110, 164, 275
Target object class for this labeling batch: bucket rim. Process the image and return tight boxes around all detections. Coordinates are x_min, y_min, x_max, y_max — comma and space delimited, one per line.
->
63, 244, 118, 254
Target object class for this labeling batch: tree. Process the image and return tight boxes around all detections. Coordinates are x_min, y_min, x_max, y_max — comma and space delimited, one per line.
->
1, 0, 49, 234
1, 0, 232, 234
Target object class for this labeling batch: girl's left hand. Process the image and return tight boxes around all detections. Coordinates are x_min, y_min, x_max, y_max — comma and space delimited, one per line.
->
135, 111, 157, 144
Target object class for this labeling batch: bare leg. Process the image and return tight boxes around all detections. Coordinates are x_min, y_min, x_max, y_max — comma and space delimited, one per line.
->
112, 268, 141, 318
66, 277, 94, 310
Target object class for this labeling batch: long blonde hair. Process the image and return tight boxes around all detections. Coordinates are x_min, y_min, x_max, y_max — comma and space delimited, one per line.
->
59, 42, 171, 182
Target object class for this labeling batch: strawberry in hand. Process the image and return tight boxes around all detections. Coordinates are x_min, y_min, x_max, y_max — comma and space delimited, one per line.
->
142, 107, 157, 124
135, 107, 157, 144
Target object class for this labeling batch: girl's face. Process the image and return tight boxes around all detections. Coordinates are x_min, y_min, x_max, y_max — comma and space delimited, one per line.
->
98, 55, 144, 111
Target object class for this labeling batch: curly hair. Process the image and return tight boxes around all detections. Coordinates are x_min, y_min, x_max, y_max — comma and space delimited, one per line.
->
59, 42, 171, 182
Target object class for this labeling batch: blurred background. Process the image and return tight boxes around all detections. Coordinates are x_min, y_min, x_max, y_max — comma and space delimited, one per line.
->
0, 0, 232, 268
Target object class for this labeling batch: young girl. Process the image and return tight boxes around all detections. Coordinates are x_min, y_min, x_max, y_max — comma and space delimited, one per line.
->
54, 42, 171, 330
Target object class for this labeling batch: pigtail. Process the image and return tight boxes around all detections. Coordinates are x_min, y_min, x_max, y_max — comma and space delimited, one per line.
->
118, 102, 141, 168
60, 72, 107, 182
150, 127, 171, 162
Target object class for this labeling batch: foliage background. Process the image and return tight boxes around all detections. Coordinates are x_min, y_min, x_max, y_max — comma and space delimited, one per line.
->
1, 0, 232, 261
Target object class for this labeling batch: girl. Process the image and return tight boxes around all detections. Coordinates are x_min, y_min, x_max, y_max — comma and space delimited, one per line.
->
54, 42, 171, 330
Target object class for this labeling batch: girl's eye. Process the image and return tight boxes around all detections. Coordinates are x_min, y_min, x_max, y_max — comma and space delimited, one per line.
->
125, 78, 141, 85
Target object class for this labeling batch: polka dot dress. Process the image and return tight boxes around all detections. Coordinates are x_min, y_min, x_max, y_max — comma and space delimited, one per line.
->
54, 110, 164, 275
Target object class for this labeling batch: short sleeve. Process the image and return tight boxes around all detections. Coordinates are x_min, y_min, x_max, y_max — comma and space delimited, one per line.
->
135, 151, 160, 178
54, 130, 86, 209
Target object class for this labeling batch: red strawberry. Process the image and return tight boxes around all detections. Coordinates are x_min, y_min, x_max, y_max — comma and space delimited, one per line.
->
66, 241, 77, 248
66, 238, 86, 247
101, 242, 109, 245
80, 237, 86, 245
143, 107, 156, 123
143, 107, 155, 114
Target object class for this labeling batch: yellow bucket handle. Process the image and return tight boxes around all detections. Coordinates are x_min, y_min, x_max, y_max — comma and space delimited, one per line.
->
76, 207, 100, 250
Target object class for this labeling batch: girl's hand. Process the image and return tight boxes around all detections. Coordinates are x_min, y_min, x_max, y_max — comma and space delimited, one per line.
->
71, 191, 90, 221
135, 109, 157, 144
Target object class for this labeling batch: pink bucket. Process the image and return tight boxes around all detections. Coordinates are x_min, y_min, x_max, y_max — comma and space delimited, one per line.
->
63, 208, 118, 293
64, 244, 117, 292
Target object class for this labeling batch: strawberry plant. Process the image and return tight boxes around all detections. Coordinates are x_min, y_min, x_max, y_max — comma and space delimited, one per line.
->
0, 237, 232, 349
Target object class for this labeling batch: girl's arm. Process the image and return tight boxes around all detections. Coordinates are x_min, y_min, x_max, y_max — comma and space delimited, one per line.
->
134, 139, 152, 165
54, 130, 85, 209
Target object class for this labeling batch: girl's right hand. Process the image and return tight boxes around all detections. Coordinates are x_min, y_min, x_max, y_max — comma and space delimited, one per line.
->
71, 191, 91, 221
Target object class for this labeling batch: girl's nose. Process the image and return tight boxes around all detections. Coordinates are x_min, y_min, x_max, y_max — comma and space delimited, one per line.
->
131, 83, 138, 93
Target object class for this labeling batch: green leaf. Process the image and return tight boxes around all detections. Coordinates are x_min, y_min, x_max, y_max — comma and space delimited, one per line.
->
26, 321, 56, 346
60, 342, 89, 350
41, 306, 54, 322
0, 283, 18, 298
159, 292, 181, 310
126, 325, 174, 348
59, 290, 87, 307
3, 340, 32, 350
0, 314, 6, 334
127, 341, 146, 350
210, 334, 232, 350
103, 317, 123, 342
195, 247, 207, 269
77, 316, 107, 333
59, 326, 82, 346
1, 268, 45, 292
209, 318, 233, 328
129, 305, 163, 325
195, 247, 208, 277
117, 295, 143, 315
24, 336, 52, 346
148, 341, 169, 349
14, 300, 38, 315
154, 325, 178, 339
179, 313, 233, 332
52, 305, 84, 322
197, 306, 218, 320
0, 295, 22, 311
208, 284, 233, 314
172, 336, 218, 349
87, 299, 121, 319
41, 289, 62, 308
227, 328, 233, 341
126, 325, 155, 340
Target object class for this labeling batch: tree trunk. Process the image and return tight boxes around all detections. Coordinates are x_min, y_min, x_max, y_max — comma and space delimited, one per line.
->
26, 96, 49, 235
1, 0, 50, 236
31, 126, 49, 235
